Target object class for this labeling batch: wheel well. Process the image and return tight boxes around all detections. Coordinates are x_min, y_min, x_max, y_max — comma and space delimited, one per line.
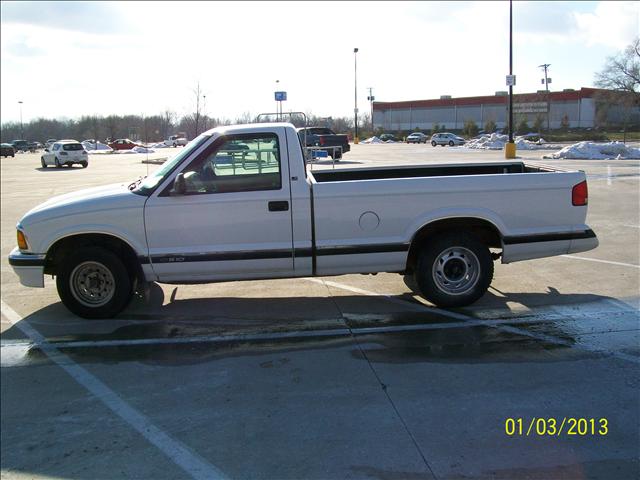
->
44, 234, 143, 282
405, 218, 502, 274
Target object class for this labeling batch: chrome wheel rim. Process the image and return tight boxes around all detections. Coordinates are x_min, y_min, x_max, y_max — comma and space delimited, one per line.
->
432, 247, 480, 295
69, 261, 115, 307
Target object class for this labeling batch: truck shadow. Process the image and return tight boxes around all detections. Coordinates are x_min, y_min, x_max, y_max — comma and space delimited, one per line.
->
1, 282, 633, 368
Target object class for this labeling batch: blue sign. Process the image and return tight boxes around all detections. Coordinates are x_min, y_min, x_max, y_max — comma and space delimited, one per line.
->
275, 91, 287, 101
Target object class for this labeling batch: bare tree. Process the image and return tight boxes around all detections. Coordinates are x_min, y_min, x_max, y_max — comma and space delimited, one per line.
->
594, 38, 640, 141
193, 82, 203, 136
595, 37, 640, 93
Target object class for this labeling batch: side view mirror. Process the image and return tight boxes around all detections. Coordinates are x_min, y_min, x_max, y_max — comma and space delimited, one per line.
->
44, 148, 49, 152
171, 173, 186, 195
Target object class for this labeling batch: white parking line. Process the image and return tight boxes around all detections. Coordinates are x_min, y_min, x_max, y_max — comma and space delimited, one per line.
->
561, 255, 640, 269
305, 279, 640, 365
0, 300, 228, 480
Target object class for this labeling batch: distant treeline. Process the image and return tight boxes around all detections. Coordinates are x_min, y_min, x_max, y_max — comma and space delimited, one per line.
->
0, 111, 371, 143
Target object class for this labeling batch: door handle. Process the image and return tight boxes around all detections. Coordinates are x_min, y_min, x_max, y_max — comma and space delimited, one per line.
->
268, 201, 289, 212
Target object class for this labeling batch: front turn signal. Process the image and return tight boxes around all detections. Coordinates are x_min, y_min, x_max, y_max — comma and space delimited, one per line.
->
17, 230, 28, 250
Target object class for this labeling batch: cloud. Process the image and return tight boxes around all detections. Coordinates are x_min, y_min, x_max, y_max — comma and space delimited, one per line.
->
1, 1, 132, 35
573, 1, 639, 49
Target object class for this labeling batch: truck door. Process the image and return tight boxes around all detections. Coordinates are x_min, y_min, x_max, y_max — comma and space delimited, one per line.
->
143, 130, 294, 282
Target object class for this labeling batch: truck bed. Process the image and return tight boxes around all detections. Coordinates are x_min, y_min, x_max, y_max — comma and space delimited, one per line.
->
309, 161, 559, 182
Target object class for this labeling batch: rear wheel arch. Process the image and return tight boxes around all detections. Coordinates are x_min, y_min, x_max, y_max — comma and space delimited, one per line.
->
405, 217, 502, 274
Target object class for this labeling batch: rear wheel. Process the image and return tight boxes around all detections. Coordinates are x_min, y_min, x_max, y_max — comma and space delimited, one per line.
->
431, 141, 437, 147
56, 246, 133, 319
55, 158, 61, 168
81, 161, 88, 168
413, 231, 493, 308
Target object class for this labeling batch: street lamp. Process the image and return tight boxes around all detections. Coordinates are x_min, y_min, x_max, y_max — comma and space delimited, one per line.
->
353, 48, 359, 144
18, 101, 24, 139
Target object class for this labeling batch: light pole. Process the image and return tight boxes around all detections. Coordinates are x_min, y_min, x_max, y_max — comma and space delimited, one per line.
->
538, 63, 551, 131
367, 87, 375, 133
353, 48, 359, 144
505, 0, 516, 159
18, 101, 24, 139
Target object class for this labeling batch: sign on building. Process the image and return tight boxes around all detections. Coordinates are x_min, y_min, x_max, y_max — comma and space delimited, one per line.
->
513, 102, 548, 113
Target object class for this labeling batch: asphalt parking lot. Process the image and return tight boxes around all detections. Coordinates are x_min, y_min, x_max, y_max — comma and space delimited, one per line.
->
1, 143, 639, 480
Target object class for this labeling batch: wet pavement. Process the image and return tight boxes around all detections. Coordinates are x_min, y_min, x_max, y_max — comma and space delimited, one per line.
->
1, 146, 639, 479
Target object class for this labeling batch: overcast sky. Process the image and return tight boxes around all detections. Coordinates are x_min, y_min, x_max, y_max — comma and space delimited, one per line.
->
1, 1, 638, 123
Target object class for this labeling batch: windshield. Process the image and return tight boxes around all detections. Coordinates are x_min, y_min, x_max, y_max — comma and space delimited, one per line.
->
132, 133, 211, 195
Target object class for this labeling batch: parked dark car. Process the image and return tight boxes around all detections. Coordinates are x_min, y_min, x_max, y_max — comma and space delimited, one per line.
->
1, 143, 15, 157
297, 127, 350, 159
11, 140, 29, 152
108, 138, 142, 150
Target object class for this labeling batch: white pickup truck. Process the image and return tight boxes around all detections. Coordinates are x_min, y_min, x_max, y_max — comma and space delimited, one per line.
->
164, 134, 188, 147
9, 122, 598, 318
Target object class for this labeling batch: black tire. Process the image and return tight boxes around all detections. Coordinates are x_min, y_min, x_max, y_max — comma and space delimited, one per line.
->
41, 157, 47, 168
55, 158, 61, 168
413, 231, 493, 308
431, 141, 437, 147
173, 143, 177, 148
81, 161, 88, 168
448, 140, 454, 146
56, 247, 133, 319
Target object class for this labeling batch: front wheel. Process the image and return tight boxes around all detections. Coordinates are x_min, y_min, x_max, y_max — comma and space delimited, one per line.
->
56, 247, 133, 318
413, 231, 493, 308
449, 140, 454, 146
81, 161, 88, 168
431, 141, 437, 147
41, 157, 47, 168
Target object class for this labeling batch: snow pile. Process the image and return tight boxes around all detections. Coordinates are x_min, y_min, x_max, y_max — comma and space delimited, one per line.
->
464, 133, 556, 150
82, 141, 113, 153
464, 133, 509, 150
546, 142, 640, 160
115, 146, 156, 154
360, 136, 385, 144
150, 142, 170, 148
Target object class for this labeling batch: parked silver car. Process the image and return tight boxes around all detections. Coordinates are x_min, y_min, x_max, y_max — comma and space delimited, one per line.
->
431, 132, 465, 147
406, 132, 428, 144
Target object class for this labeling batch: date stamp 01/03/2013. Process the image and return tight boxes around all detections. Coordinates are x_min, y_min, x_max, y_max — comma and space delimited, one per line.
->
505, 418, 609, 437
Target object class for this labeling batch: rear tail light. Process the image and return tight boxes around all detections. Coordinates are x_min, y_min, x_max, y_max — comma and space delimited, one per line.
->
572, 180, 588, 206
319, 137, 325, 146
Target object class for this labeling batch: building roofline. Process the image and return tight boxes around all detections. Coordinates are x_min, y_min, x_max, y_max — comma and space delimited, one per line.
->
373, 87, 610, 111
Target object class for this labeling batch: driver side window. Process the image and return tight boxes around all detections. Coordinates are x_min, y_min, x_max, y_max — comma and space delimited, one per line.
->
180, 133, 281, 194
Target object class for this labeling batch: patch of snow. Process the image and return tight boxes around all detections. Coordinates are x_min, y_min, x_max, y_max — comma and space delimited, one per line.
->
360, 136, 385, 144
545, 141, 640, 160
82, 141, 113, 153
463, 133, 557, 150
115, 146, 155, 154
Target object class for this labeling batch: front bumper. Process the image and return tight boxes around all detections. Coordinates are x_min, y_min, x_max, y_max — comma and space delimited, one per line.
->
8, 247, 45, 287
